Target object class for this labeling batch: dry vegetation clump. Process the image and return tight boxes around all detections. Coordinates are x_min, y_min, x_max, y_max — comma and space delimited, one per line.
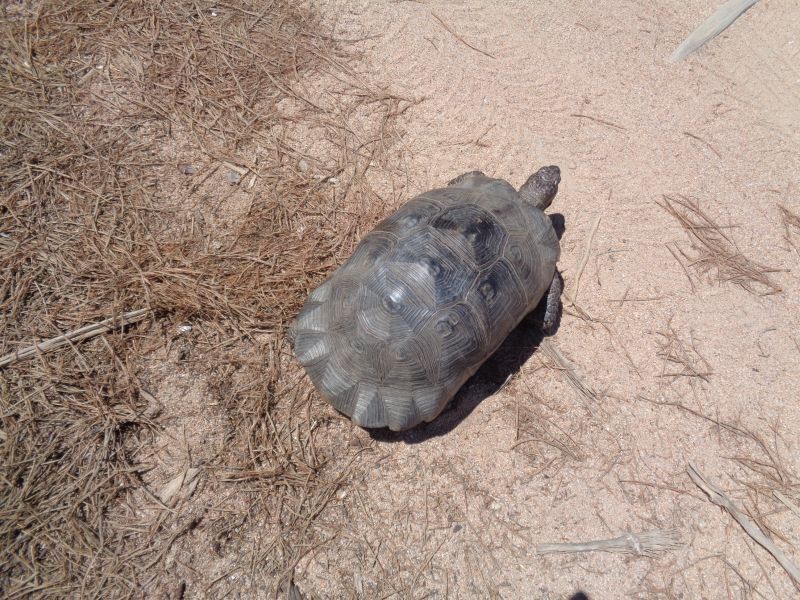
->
1, 1, 409, 597
639, 393, 800, 593
653, 319, 712, 384
511, 395, 584, 467
779, 203, 800, 255
660, 194, 782, 295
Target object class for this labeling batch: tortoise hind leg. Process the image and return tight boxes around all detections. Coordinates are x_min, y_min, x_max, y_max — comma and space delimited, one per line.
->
447, 171, 486, 186
543, 270, 562, 334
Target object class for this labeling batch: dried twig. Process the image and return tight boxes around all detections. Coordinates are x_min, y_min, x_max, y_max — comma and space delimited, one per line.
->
666, 242, 696, 292
571, 214, 602, 303
774, 491, 800, 521
537, 529, 682, 557
669, 0, 760, 63
431, 12, 496, 59
687, 463, 800, 586
560, 288, 596, 322
0, 309, 150, 368
570, 113, 627, 131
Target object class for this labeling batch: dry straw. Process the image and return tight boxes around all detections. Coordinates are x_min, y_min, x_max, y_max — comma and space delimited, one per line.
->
1, 1, 408, 597
660, 194, 781, 295
537, 529, 682, 558
688, 463, 800, 587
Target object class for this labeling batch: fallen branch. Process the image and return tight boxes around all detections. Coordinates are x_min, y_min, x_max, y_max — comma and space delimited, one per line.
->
687, 462, 800, 586
669, 0, 760, 63
0, 308, 151, 368
537, 529, 681, 558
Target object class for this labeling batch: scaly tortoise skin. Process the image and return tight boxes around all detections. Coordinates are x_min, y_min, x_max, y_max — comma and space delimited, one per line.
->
290, 166, 562, 431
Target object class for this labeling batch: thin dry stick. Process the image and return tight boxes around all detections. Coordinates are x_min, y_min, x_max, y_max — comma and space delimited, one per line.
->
774, 491, 800, 521
430, 12, 496, 59
684, 131, 722, 159
570, 113, 627, 131
687, 463, 800, 586
0, 308, 150, 368
666, 242, 696, 292
537, 530, 682, 558
571, 214, 602, 303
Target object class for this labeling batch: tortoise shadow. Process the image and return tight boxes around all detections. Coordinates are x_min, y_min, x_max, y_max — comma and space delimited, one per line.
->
367, 213, 565, 444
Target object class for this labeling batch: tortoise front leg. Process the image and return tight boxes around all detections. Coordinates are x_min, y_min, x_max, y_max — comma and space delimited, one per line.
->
543, 270, 562, 334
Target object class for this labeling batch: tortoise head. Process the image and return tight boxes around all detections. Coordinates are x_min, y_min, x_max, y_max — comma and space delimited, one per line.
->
519, 165, 560, 210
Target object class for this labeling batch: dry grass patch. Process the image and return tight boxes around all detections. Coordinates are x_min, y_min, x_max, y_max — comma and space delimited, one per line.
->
638, 394, 800, 594
1, 1, 409, 597
660, 195, 782, 295
653, 318, 713, 384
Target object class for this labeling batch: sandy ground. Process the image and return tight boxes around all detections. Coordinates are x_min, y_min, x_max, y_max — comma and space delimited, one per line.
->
284, 1, 800, 598
10, 2, 797, 599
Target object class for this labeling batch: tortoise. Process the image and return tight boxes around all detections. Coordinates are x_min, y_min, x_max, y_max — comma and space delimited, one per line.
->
289, 166, 562, 431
